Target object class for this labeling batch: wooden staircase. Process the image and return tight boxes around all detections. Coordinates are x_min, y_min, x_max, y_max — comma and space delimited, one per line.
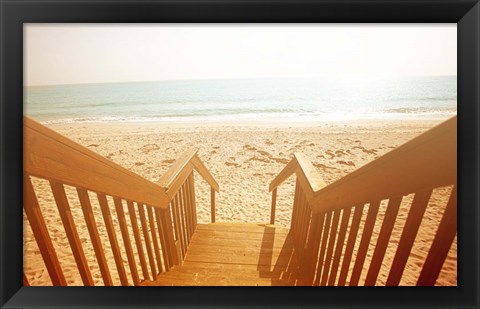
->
142, 223, 309, 286
23, 116, 457, 286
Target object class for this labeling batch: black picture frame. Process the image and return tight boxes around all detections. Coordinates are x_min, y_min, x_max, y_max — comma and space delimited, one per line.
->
1, 0, 479, 308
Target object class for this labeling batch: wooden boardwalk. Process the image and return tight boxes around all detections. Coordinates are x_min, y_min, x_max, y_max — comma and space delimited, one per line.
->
141, 223, 310, 286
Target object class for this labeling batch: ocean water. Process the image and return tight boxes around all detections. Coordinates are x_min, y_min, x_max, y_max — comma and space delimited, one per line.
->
24, 76, 457, 124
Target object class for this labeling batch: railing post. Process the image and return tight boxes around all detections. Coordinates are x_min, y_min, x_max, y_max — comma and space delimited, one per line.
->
270, 188, 277, 225
211, 187, 216, 223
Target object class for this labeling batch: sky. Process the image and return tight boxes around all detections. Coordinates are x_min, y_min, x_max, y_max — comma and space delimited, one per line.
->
24, 24, 457, 86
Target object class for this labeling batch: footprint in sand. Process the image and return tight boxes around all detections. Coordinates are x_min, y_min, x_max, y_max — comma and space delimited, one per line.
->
162, 159, 175, 164
337, 160, 356, 167
362, 148, 378, 154
87, 144, 100, 148
140, 144, 160, 153
257, 150, 271, 157
271, 157, 289, 164
325, 150, 335, 159
225, 161, 240, 167
134, 162, 145, 166
335, 149, 346, 156
243, 144, 257, 151
313, 163, 338, 170
246, 156, 271, 163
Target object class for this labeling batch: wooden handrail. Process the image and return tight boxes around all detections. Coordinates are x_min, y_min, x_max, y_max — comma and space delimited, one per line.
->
24, 116, 170, 209
269, 152, 326, 194
270, 116, 457, 213
24, 118, 219, 285
157, 148, 219, 198
157, 148, 219, 223
269, 116, 457, 286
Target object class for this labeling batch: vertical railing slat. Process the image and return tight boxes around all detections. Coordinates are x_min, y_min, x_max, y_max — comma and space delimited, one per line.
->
337, 204, 364, 286
184, 177, 195, 238
97, 193, 129, 286
137, 203, 157, 279
365, 196, 402, 286
320, 209, 341, 286
113, 198, 140, 286
181, 185, 192, 244
162, 207, 180, 266
171, 195, 186, 258
24, 175, 67, 286
188, 173, 197, 229
50, 181, 94, 286
77, 188, 113, 286
349, 200, 380, 286
127, 201, 150, 281
147, 205, 164, 274
178, 188, 189, 247
211, 187, 216, 223
155, 208, 171, 271
386, 189, 433, 286
417, 186, 457, 286
270, 188, 277, 225
290, 181, 300, 241
305, 212, 325, 281
314, 211, 332, 285
327, 207, 351, 286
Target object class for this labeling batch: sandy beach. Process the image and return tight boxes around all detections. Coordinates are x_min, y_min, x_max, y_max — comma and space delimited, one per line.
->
23, 116, 457, 286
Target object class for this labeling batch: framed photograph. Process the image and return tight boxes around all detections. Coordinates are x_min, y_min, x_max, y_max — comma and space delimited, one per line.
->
1, 0, 479, 308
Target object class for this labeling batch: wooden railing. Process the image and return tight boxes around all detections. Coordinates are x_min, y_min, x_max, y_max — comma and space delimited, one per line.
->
23, 117, 218, 286
269, 116, 457, 286
157, 148, 219, 261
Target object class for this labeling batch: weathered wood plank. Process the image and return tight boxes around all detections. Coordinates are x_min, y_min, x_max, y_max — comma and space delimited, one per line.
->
157, 148, 197, 188
191, 155, 220, 192
364, 196, 402, 286
305, 213, 325, 279
113, 198, 140, 286
50, 181, 94, 286
270, 188, 277, 225
77, 188, 113, 286
195, 223, 289, 234
386, 190, 433, 286
311, 116, 456, 213
349, 200, 380, 286
155, 208, 170, 271
162, 207, 179, 266
24, 117, 169, 209
24, 175, 67, 286
188, 174, 197, 229
127, 201, 150, 281
417, 186, 457, 286
328, 207, 351, 286
337, 204, 364, 286
314, 211, 332, 285
320, 209, 341, 286
210, 187, 216, 223
97, 193, 129, 286
138, 203, 157, 278
147, 205, 164, 274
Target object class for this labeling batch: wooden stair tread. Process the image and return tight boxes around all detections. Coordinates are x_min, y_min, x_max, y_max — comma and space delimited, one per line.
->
141, 223, 304, 286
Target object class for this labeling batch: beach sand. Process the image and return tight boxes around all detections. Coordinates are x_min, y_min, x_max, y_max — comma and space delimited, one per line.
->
23, 117, 457, 286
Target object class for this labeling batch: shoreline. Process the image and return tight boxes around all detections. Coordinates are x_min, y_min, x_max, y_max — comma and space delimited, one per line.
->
44, 115, 454, 131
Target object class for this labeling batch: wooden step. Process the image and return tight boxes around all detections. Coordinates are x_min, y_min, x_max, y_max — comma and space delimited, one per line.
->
141, 223, 306, 286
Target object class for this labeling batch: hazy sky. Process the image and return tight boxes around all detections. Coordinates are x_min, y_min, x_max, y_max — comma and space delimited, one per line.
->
24, 24, 456, 86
